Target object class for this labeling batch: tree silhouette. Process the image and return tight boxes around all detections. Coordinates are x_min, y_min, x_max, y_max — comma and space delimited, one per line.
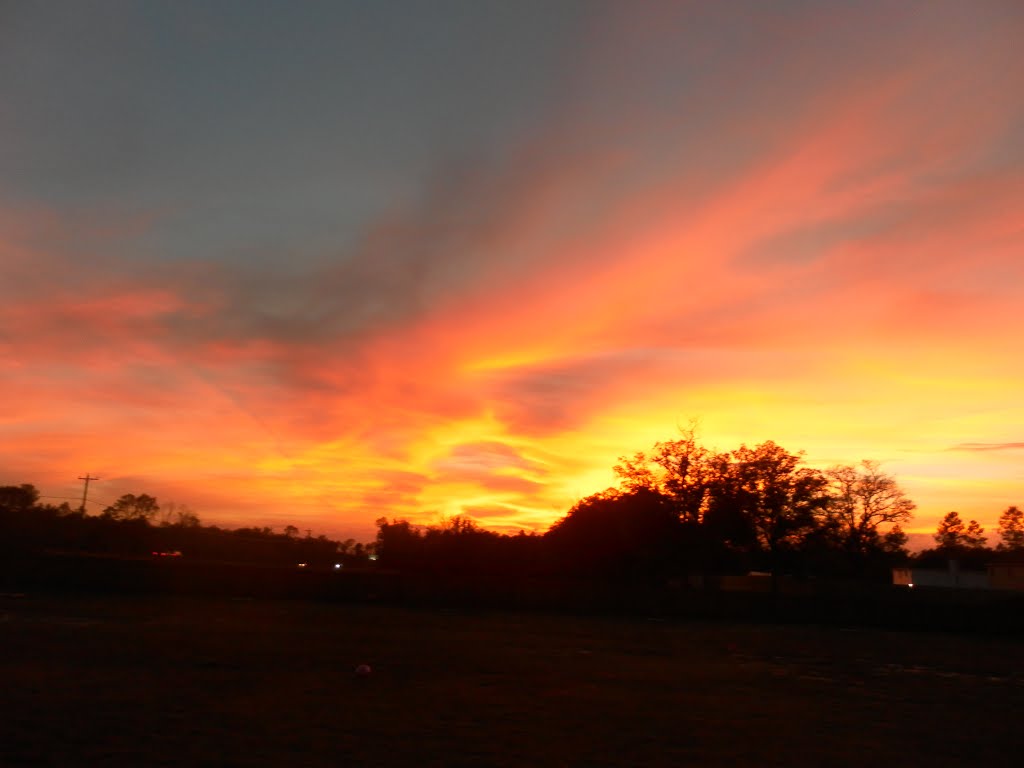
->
824, 460, 915, 557
996, 506, 1024, 552
934, 511, 967, 548
338, 538, 356, 555
964, 519, 987, 550
613, 433, 916, 580
0, 484, 40, 512
719, 442, 829, 576
933, 511, 987, 552
175, 506, 201, 528
103, 494, 160, 522
374, 517, 425, 568
882, 525, 909, 556
546, 487, 685, 582
613, 425, 720, 525
435, 514, 481, 535
158, 501, 201, 528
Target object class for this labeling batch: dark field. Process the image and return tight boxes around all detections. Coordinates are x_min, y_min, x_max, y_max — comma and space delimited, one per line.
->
2, 594, 1021, 767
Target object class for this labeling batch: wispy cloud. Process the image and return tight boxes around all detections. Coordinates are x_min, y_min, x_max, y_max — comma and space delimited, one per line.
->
952, 443, 1024, 453
2, 1, 1023, 538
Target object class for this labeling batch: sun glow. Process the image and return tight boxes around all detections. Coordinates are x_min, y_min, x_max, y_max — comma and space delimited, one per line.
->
2, 2, 1022, 541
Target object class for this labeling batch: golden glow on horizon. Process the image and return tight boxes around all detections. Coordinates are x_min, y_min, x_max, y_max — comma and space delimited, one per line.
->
2, 3, 1022, 542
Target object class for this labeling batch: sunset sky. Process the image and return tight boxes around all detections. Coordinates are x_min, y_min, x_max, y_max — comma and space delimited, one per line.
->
2, 1, 1022, 543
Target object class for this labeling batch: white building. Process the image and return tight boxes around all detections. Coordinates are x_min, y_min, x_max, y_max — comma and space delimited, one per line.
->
892, 561, 989, 589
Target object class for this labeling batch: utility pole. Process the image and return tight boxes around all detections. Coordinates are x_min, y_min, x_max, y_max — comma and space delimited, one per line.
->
78, 474, 99, 514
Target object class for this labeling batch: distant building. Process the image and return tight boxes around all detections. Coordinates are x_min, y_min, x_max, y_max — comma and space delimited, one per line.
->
988, 562, 1024, 591
892, 560, 989, 589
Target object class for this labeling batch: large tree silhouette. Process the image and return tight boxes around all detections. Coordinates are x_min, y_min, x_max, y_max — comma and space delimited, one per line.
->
823, 460, 915, 558
546, 488, 686, 583
613, 426, 721, 526
713, 442, 829, 579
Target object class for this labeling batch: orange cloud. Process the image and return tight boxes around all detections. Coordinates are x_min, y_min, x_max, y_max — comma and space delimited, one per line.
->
3, 3, 1023, 542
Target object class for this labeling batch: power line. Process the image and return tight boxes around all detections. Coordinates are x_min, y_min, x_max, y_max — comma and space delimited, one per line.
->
39, 495, 108, 508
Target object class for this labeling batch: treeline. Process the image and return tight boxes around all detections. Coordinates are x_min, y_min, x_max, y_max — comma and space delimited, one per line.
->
375, 434, 913, 585
0, 484, 372, 567
915, 507, 1024, 569
5, 431, 1023, 591
376, 432, 1024, 586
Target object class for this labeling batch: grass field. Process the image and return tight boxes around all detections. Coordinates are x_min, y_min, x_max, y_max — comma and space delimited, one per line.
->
2, 593, 1021, 767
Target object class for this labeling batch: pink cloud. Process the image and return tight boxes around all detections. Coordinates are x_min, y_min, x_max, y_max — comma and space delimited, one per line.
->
4, 3, 1023, 537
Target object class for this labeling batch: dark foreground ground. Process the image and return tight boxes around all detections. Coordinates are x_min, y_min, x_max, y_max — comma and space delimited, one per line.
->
2, 593, 1021, 767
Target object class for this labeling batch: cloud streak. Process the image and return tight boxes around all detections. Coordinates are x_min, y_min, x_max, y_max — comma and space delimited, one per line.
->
952, 443, 1024, 453
2, 1, 1023, 539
